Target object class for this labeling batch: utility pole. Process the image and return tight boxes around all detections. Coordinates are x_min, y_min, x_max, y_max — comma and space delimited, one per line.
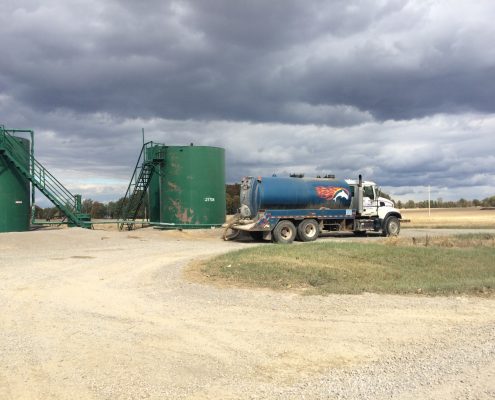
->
428, 185, 431, 217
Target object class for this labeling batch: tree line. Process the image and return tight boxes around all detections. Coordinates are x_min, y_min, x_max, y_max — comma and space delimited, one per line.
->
34, 198, 131, 220
397, 196, 495, 209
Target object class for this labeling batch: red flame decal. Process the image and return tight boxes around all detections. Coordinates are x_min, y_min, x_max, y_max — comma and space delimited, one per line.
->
315, 186, 349, 201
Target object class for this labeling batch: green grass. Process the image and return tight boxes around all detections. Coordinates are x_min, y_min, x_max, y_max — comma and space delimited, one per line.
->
194, 236, 495, 296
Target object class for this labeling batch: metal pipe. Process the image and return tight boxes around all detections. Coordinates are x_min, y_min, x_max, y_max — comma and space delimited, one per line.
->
357, 174, 364, 215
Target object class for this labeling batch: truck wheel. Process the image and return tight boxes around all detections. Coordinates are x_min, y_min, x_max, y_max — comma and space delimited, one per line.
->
383, 216, 400, 237
297, 219, 319, 242
272, 220, 297, 244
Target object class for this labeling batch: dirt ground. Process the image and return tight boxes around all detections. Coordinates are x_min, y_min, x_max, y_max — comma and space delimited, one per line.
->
0, 227, 494, 399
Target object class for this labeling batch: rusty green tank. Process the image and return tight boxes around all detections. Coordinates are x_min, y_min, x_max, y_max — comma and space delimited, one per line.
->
148, 145, 225, 228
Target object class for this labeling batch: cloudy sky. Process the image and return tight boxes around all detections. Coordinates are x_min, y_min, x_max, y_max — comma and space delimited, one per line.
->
1, 0, 494, 205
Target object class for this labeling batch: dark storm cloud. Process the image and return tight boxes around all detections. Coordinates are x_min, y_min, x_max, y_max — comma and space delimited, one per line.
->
1, 1, 495, 204
2, 91, 494, 203
1, 0, 494, 124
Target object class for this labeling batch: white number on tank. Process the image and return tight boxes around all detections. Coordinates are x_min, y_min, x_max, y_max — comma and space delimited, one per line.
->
204, 197, 215, 202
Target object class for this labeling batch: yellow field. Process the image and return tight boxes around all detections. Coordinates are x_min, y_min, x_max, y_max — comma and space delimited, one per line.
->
400, 207, 495, 228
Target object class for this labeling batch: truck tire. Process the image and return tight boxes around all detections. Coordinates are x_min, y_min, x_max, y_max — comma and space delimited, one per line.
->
272, 220, 297, 244
383, 216, 400, 237
297, 219, 319, 242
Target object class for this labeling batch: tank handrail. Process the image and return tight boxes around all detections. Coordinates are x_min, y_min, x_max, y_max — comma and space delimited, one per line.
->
121, 142, 149, 199
1, 131, 73, 201
116, 141, 162, 224
1, 130, 77, 207
119, 164, 151, 214
31, 157, 75, 203
0, 129, 81, 221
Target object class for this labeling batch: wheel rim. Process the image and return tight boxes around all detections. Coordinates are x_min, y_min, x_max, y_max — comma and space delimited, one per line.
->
305, 224, 317, 238
281, 227, 292, 239
389, 221, 399, 235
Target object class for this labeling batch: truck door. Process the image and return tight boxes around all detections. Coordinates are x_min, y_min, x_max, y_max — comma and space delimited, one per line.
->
362, 184, 377, 216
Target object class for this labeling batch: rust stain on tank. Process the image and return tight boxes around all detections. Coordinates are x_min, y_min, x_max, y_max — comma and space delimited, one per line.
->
177, 208, 194, 223
170, 199, 194, 223
167, 181, 179, 192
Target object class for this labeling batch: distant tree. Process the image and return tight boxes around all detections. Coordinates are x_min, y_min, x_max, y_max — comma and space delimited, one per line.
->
106, 201, 117, 218
34, 205, 44, 219
81, 199, 93, 214
226, 183, 240, 198
90, 201, 106, 219
482, 196, 495, 207
405, 200, 415, 209
111, 197, 126, 218
226, 184, 240, 214
226, 194, 240, 214
136, 196, 148, 219
417, 200, 427, 208
458, 198, 468, 207
41, 207, 61, 220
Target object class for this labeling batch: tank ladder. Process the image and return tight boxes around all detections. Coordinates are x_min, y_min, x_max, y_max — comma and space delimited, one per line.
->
117, 141, 164, 230
0, 127, 90, 228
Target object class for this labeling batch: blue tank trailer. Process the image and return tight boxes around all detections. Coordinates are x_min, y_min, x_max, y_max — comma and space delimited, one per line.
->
225, 175, 403, 244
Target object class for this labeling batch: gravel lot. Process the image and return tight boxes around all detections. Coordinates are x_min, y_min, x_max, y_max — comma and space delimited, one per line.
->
0, 227, 494, 399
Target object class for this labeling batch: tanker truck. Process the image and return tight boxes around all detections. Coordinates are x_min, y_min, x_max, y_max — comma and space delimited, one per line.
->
225, 175, 402, 244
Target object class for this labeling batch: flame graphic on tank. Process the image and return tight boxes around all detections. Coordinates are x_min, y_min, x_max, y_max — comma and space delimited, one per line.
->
315, 186, 350, 202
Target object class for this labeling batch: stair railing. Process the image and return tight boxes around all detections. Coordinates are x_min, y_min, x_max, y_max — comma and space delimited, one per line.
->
0, 128, 83, 225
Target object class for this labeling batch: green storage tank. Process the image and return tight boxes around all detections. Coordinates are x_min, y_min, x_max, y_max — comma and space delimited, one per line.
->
149, 145, 225, 228
0, 137, 30, 232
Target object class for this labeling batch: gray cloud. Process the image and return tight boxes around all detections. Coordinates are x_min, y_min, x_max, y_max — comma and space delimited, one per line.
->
1, 1, 494, 204
2, 0, 494, 123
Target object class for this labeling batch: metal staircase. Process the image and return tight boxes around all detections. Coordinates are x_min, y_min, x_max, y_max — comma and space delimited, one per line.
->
0, 126, 90, 228
117, 141, 164, 230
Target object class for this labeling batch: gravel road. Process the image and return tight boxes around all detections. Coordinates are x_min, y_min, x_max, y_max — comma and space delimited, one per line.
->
0, 227, 494, 399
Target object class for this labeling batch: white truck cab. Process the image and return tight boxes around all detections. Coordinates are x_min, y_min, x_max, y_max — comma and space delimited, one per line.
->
344, 178, 402, 236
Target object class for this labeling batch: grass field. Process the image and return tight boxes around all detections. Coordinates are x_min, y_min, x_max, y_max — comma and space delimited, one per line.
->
401, 207, 495, 228
189, 234, 495, 296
